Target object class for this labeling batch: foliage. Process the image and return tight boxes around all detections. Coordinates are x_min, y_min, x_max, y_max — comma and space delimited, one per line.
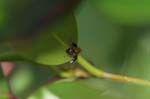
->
0, 0, 150, 99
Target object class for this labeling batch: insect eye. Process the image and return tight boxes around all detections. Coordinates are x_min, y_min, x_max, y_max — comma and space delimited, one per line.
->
66, 48, 74, 55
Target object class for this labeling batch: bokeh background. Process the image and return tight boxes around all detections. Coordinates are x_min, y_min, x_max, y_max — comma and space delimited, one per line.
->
0, 0, 150, 99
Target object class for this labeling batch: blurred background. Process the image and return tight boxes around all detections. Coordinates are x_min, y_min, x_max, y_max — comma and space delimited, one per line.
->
0, 0, 150, 99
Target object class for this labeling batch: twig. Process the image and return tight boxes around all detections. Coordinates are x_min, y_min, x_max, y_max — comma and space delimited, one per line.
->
52, 32, 150, 86
78, 55, 150, 86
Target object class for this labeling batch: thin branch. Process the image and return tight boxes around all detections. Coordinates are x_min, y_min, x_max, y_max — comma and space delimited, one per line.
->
103, 72, 150, 86
78, 55, 150, 86
52, 32, 150, 86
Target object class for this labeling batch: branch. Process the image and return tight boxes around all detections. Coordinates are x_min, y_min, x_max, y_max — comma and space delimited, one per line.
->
78, 55, 150, 86
52, 32, 150, 86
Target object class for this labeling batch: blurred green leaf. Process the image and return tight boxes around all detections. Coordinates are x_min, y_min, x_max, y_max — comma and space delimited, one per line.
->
28, 78, 127, 99
0, 0, 79, 65
0, 68, 9, 99
0, 80, 9, 99
76, 0, 123, 73
1, 1, 150, 99
76, 1, 150, 99
8, 62, 58, 99
0, 0, 79, 39
91, 0, 150, 25
120, 32, 150, 99
0, 14, 77, 65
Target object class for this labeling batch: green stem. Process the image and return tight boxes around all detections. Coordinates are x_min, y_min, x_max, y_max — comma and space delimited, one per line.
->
77, 55, 104, 77
78, 55, 150, 86
52, 32, 150, 86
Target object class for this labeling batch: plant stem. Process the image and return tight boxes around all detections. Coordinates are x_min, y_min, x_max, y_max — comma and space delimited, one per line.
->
52, 32, 150, 86
103, 72, 150, 86
78, 55, 150, 86
77, 55, 104, 77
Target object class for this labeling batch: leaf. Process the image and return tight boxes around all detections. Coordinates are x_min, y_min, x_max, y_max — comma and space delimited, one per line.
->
28, 78, 127, 99
8, 62, 59, 99
0, 0, 79, 40
75, 0, 122, 73
0, 0, 79, 65
120, 32, 150, 99
90, 0, 150, 25
76, 0, 150, 99
0, 14, 78, 65
0, 79, 9, 99
0, 69, 9, 99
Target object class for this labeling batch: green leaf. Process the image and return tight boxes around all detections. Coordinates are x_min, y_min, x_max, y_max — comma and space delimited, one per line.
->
76, 0, 150, 73
120, 32, 150, 99
91, 0, 150, 25
28, 78, 127, 99
76, 0, 150, 99
0, 69, 9, 99
0, 14, 77, 65
0, 79, 9, 99
0, 0, 79, 39
8, 62, 58, 99
0, 0, 79, 65
76, 0, 122, 73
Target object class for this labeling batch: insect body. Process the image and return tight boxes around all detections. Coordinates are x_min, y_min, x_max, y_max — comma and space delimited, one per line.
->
66, 43, 81, 63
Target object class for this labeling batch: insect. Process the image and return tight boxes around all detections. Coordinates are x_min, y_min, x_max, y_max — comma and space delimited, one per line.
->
66, 43, 81, 63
